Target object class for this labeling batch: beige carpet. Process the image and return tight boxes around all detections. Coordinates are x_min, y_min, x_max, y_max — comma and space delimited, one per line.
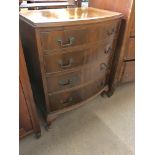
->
20, 83, 135, 155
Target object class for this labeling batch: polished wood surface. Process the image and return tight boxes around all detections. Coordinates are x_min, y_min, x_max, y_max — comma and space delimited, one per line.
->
89, 0, 135, 88
20, 7, 122, 27
89, 0, 133, 18
19, 38, 41, 139
20, 7, 122, 126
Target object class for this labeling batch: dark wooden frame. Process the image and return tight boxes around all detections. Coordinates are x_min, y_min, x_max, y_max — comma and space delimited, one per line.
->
19, 38, 41, 139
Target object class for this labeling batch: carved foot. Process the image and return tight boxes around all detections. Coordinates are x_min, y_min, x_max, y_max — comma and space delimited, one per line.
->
106, 87, 115, 97
45, 115, 58, 131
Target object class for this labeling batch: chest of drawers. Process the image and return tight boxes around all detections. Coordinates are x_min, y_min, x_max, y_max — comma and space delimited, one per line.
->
20, 7, 122, 126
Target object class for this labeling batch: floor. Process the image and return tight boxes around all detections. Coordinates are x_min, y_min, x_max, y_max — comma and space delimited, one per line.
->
20, 83, 135, 155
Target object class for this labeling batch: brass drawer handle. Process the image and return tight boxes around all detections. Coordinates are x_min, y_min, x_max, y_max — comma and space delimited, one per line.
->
100, 63, 108, 71
57, 37, 75, 47
104, 47, 112, 54
107, 28, 115, 36
59, 76, 78, 86
59, 79, 72, 86
58, 58, 74, 68
60, 97, 73, 105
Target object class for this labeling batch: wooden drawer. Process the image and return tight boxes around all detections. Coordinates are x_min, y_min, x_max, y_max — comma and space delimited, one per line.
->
46, 70, 82, 93
125, 37, 135, 60
40, 28, 89, 52
40, 20, 120, 52
121, 61, 135, 83
48, 76, 106, 111
43, 39, 114, 74
44, 48, 87, 74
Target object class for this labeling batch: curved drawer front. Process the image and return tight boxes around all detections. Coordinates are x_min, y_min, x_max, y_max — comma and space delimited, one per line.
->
44, 48, 87, 74
40, 28, 89, 52
40, 19, 120, 52
48, 76, 107, 111
46, 70, 81, 93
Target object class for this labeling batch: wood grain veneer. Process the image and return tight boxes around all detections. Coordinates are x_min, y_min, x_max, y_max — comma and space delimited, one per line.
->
19, 38, 41, 139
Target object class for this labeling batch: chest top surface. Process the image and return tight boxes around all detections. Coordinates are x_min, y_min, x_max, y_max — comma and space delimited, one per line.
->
19, 7, 123, 27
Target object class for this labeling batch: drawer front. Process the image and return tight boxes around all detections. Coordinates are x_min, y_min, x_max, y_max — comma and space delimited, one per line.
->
44, 48, 86, 74
121, 61, 135, 83
40, 28, 89, 51
40, 19, 120, 52
125, 38, 135, 60
46, 70, 82, 93
48, 76, 107, 111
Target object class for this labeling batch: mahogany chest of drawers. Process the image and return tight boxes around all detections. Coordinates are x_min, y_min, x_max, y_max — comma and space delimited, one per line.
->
20, 7, 122, 126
